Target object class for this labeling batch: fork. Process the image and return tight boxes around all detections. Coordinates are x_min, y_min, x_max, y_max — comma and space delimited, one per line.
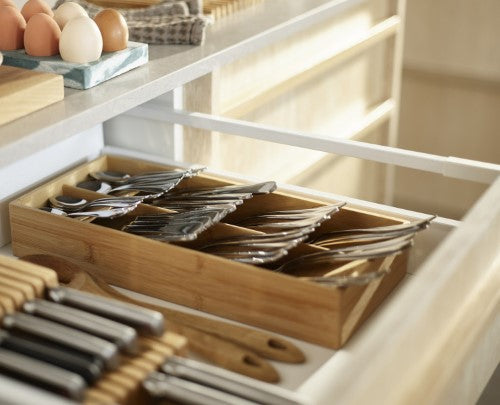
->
310, 216, 435, 247
235, 203, 345, 230
122, 207, 233, 241
197, 229, 313, 265
274, 235, 414, 274
164, 181, 277, 197
198, 229, 313, 249
49, 196, 142, 213
207, 247, 291, 264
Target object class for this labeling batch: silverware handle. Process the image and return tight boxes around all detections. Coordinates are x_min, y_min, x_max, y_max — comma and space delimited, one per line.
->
0, 329, 102, 384
2, 313, 119, 370
48, 286, 164, 336
0, 374, 79, 405
23, 299, 138, 354
0, 347, 86, 401
144, 372, 258, 405
160, 356, 308, 405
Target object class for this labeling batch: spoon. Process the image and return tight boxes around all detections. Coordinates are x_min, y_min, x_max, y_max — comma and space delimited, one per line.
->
169, 182, 277, 197
77, 180, 178, 199
49, 195, 140, 212
90, 167, 204, 185
22, 255, 306, 380
40, 206, 133, 219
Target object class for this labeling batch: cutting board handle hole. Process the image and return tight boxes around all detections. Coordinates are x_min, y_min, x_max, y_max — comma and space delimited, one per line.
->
268, 338, 287, 350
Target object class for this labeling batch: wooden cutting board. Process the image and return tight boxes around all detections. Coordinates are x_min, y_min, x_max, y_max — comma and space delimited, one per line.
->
0, 65, 64, 127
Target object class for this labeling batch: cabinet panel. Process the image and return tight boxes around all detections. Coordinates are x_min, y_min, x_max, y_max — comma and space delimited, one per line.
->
181, 0, 399, 203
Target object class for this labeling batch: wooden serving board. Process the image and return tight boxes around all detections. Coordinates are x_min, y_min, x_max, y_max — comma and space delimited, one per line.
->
1, 42, 148, 90
0, 66, 64, 126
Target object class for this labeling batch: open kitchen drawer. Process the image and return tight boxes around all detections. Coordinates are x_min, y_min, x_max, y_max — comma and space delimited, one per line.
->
2, 142, 498, 404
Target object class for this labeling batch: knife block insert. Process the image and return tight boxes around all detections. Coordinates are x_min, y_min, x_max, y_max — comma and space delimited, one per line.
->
10, 154, 410, 348
0, 255, 185, 405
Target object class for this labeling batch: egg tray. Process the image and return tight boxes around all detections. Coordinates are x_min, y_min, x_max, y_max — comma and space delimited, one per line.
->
1, 41, 148, 89
56, 0, 210, 45
9, 155, 410, 348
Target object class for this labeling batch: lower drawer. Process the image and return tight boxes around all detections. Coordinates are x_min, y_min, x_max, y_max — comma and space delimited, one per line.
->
6, 148, 500, 404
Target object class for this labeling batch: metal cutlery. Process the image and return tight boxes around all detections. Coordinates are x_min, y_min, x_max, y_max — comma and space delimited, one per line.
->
208, 247, 291, 264
145, 372, 258, 405
0, 347, 87, 401
1, 255, 308, 403
274, 235, 414, 276
198, 229, 312, 264
198, 229, 315, 249
41, 206, 135, 219
49, 195, 142, 212
164, 181, 277, 197
236, 203, 344, 230
77, 180, 170, 200
310, 216, 436, 247
156, 201, 242, 212
47, 287, 165, 337
90, 166, 205, 185
123, 218, 209, 242
244, 216, 332, 230
44, 195, 141, 219
22, 299, 139, 354
241, 203, 345, 221
123, 206, 239, 241
151, 181, 277, 213
156, 355, 308, 405
2, 313, 120, 370
21, 255, 305, 383
0, 373, 79, 405
0, 329, 103, 384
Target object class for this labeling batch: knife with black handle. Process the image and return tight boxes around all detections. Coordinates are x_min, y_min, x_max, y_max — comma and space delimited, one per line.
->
2, 313, 119, 370
0, 347, 87, 400
0, 329, 102, 384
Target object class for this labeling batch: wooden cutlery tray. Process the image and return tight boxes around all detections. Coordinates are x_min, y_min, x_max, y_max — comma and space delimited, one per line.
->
10, 155, 409, 348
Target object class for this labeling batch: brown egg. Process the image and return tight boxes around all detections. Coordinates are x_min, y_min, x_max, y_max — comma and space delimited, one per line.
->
21, 0, 53, 23
94, 9, 128, 52
0, 6, 26, 50
0, 0, 16, 8
24, 13, 60, 56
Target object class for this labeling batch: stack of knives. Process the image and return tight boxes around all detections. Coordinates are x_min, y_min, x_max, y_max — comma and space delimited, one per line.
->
0, 256, 307, 405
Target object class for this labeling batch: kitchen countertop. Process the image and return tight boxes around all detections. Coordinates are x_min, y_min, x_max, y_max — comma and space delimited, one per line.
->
0, 0, 363, 168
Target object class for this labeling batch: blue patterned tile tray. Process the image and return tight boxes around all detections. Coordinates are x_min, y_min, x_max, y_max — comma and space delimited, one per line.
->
1, 42, 148, 90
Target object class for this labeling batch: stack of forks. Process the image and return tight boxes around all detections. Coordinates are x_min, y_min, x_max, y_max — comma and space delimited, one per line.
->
79, 167, 205, 200
153, 181, 276, 211
122, 181, 278, 241
197, 203, 345, 264
122, 206, 236, 242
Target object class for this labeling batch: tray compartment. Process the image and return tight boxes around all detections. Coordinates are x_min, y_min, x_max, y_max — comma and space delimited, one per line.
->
10, 155, 410, 348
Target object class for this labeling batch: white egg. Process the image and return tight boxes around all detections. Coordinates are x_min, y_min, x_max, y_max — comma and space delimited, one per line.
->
54, 2, 88, 30
59, 16, 103, 64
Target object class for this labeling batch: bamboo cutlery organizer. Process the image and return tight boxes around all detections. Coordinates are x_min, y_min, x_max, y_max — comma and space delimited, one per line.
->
10, 155, 410, 348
